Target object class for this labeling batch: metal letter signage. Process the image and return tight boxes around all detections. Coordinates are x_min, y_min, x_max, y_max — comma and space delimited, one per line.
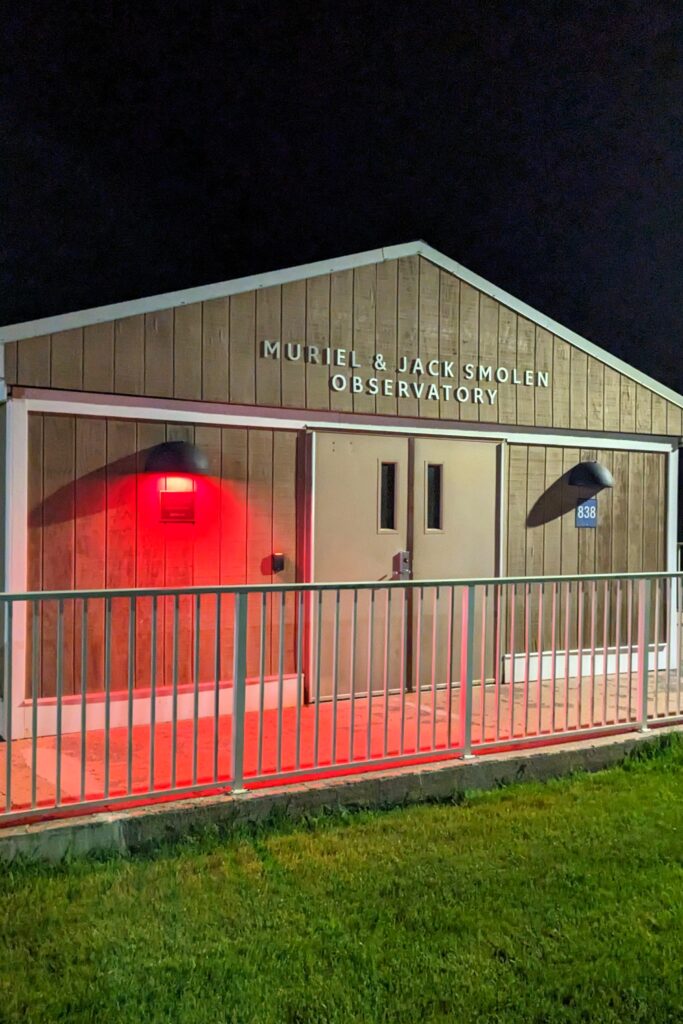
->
575, 497, 598, 528
258, 342, 551, 406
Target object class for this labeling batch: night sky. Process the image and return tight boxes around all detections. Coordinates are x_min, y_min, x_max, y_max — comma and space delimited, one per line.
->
3, 2, 681, 390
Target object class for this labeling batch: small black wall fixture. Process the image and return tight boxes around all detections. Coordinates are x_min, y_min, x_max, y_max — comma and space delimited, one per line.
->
144, 441, 209, 475
568, 460, 614, 489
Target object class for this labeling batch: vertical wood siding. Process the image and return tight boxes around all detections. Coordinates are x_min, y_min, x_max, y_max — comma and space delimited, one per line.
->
6, 257, 680, 434
27, 413, 298, 697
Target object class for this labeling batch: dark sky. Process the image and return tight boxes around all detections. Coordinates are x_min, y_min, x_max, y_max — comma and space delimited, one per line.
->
3, 1, 681, 388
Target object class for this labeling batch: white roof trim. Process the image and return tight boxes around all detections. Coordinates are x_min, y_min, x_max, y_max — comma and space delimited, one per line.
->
2, 239, 681, 409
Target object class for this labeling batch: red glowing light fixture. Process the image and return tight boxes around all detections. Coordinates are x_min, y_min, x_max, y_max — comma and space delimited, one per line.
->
144, 441, 208, 523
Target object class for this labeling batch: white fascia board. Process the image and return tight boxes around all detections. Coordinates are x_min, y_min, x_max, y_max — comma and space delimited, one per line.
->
2, 238, 681, 410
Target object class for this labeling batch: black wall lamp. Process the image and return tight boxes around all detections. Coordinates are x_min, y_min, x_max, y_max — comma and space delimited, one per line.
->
145, 441, 209, 523
568, 460, 614, 489
144, 440, 209, 476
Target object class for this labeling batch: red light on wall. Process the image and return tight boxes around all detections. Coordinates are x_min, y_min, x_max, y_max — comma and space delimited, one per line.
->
159, 475, 196, 523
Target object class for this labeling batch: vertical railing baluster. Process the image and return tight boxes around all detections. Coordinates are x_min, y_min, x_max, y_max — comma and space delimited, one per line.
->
445, 585, 455, 749
665, 577, 673, 717
385, 588, 393, 757
366, 589, 375, 760
104, 596, 112, 798
653, 578, 661, 718
614, 579, 622, 724
213, 592, 222, 782
55, 600, 64, 805
171, 593, 180, 789
637, 578, 651, 731
127, 596, 136, 795
79, 600, 88, 803
508, 583, 516, 739
430, 588, 438, 751
400, 587, 409, 755
192, 594, 201, 786
563, 581, 571, 731
231, 591, 248, 791
589, 580, 597, 727
330, 588, 340, 766
415, 587, 423, 752
31, 599, 40, 808
494, 584, 502, 742
349, 589, 358, 763
276, 590, 286, 773
601, 580, 609, 725
549, 582, 558, 734
479, 585, 488, 745
626, 579, 634, 720
295, 590, 304, 771
313, 590, 322, 768
460, 585, 475, 758
535, 583, 544, 736
257, 591, 266, 776
576, 580, 585, 729
522, 583, 531, 736
4, 601, 13, 813
149, 595, 157, 792
675, 581, 679, 716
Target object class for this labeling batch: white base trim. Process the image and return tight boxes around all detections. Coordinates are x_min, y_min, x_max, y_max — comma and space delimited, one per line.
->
504, 643, 668, 684
13, 674, 299, 739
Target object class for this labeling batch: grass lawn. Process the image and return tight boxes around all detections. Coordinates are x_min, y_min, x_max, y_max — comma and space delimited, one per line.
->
1, 737, 683, 1024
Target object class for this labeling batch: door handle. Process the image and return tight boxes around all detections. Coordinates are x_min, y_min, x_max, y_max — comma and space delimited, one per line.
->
392, 550, 411, 580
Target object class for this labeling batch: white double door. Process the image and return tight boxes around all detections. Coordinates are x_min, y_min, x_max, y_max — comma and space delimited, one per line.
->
311, 432, 500, 698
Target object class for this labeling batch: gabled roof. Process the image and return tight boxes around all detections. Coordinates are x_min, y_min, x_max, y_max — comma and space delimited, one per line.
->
1, 240, 681, 409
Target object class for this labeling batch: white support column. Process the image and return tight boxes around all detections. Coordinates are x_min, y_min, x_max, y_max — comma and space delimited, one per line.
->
4, 398, 28, 739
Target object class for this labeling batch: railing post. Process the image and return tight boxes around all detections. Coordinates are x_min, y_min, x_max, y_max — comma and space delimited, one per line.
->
460, 584, 475, 758
231, 591, 248, 793
637, 578, 651, 732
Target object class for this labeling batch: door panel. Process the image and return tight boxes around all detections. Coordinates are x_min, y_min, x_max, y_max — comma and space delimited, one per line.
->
412, 438, 499, 688
312, 433, 409, 698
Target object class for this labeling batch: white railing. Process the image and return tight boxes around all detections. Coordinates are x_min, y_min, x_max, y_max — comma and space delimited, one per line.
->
0, 572, 682, 824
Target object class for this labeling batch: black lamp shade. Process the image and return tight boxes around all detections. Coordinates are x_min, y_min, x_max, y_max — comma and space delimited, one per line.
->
144, 441, 209, 475
568, 461, 614, 488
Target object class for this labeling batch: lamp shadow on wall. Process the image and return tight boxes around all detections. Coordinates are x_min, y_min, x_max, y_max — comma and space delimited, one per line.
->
526, 472, 603, 528
29, 453, 138, 526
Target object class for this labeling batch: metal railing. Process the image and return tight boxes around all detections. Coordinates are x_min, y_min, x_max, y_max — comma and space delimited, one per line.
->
0, 571, 682, 825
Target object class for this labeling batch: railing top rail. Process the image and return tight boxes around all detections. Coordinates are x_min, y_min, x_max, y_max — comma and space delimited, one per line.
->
2, 570, 682, 602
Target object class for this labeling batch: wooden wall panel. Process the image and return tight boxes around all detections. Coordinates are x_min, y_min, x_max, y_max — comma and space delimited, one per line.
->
375, 262, 398, 416
306, 276, 331, 412
417, 259, 439, 419
201, 297, 230, 403
281, 280, 307, 410
8, 257, 681, 434
83, 322, 115, 393
396, 257, 419, 418
51, 329, 83, 390
41, 415, 76, 696
458, 282, 479, 422
255, 286, 281, 407
496, 307, 517, 425
329, 270, 354, 414
26, 414, 298, 697
144, 310, 174, 398
229, 292, 256, 405
438, 269, 459, 420
507, 443, 668, 653
173, 304, 202, 401
478, 295, 499, 424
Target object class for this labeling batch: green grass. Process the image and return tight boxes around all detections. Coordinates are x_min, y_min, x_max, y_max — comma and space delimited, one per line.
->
2, 736, 683, 1024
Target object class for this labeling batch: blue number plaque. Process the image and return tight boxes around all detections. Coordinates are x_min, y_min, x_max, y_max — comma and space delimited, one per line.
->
575, 497, 598, 528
